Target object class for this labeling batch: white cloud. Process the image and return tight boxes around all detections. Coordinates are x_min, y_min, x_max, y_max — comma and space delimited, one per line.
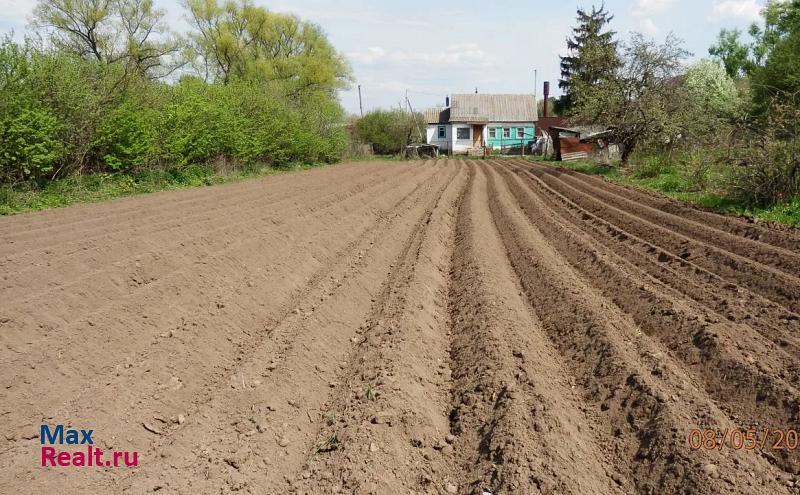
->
633, 0, 677, 16
631, 0, 677, 36
710, 0, 763, 22
638, 18, 660, 36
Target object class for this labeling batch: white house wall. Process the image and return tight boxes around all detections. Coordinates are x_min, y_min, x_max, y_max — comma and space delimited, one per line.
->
427, 121, 537, 153
426, 124, 450, 152
451, 124, 482, 152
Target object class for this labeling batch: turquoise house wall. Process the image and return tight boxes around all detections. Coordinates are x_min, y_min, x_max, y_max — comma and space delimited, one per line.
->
485, 125, 536, 149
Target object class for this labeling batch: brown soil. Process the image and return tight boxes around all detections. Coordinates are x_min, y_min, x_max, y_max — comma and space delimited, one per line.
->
1, 159, 798, 494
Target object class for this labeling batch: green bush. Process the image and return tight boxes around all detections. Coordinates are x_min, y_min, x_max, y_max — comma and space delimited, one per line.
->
93, 99, 159, 171
0, 37, 348, 186
0, 104, 62, 182
354, 110, 419, 155
631, 155, 674, 179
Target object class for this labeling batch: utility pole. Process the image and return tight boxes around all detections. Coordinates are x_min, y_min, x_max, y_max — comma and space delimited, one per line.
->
405, 90, 424, 142
358, 84, 363, 117
534, 68, 538, 101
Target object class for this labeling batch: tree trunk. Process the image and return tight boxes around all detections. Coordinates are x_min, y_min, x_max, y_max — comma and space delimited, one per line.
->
620, 141, 635, 165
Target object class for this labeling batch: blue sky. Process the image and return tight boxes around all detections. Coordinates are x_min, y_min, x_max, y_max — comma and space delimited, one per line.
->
1, 0, 766, 114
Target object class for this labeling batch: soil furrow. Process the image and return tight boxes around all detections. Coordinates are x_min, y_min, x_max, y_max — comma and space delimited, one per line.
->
501, 161, 800, 372
0, 163, 418, 292
0, 161, 391, 242
0, 163, 421, 315
293, 160, 467, 494
496, 161, 800, 475
0, 162, 429, 361
485, 161, 792, 494
1, 162, 450, 493
3, 159, 800, 494
519, 163, 800, 314
446, 162, 621, 494
0, 163, 440, 454
542, 163, 800, 251
113, 161, 461, 495
538, 163, 800, 278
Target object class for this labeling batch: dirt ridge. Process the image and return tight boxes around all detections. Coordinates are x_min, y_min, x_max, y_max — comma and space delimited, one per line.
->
1, 159, 798, 495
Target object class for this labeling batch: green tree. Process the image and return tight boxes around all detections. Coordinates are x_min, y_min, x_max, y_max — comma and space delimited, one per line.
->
33, 0, 115, 62
684, 60, 742, 117
117, 0, 185, 78
575, 33, 690, 164
708, 29, 751, 78
558, 4, 619, 113
33, 0, 182, 78
185, 0, 351, 92
355, 110, 419, 155
749, 0, 800, 112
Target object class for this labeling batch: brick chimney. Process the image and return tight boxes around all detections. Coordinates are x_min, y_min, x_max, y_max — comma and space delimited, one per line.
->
543, 81, 550, 118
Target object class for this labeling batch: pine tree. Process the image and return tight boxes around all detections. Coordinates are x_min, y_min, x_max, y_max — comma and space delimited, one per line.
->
558, 4, 619, 113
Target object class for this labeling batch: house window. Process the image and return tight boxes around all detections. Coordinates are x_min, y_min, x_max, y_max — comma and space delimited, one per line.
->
438, 126, 446, 139
502, 128, 511, 139
457, 127, 471, 140
488, 128, 497, 139
517, 128, 525, 139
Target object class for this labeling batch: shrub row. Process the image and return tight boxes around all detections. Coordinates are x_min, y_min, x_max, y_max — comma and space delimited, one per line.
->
0, 39, 347, 185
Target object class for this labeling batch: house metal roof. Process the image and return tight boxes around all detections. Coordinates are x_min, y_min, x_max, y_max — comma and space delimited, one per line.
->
453, 94, 538, 123
424, 107, 450, 124
425, 94, 538, 124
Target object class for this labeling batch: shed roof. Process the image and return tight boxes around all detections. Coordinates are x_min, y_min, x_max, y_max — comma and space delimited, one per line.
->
424, 94, 537, 124
424, 107, 450, 124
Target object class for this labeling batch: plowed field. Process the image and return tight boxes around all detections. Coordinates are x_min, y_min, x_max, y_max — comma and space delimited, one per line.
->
1, 159, 799, 494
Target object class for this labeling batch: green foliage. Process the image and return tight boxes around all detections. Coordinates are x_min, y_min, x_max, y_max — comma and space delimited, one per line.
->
559, 4, 620, 113
0, 37, 62, 182
93, 98, 159, 171
561, 3, 800, 220
730, 95, 800, 207
630, 155, 675, 179
709, 29, 751, 78
0, 161, 327, 215
751, 195, 800, 225
559, 158, 799, 226
709, 1, 800, 113
751, 30, 800, 112
0, 0, 349, 192
538, 97, 561, 117
575, 33, 690, 163
157, 78, 346, 167
684, 60, 742, 117
0, 105, 62, 181
354, 110, 420, 155
185, 0, 351, 91
34, 0, 183, 78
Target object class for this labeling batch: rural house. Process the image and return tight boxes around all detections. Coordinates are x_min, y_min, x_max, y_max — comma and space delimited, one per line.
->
424, 94, 538, 154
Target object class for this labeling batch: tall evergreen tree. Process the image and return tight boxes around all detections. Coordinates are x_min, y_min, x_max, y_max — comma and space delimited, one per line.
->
558, 4, 619, 113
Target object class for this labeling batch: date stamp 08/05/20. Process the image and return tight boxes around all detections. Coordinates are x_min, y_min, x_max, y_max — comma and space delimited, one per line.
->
688, 429, 800, 452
